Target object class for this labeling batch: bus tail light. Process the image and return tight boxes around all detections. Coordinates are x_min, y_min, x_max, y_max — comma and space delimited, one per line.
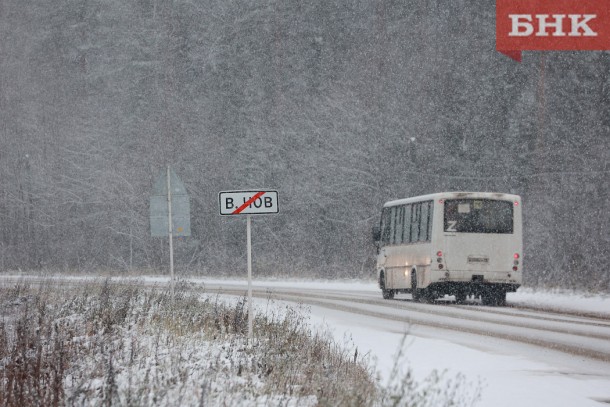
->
512, 253, 519, 271
513, 253, 520, 269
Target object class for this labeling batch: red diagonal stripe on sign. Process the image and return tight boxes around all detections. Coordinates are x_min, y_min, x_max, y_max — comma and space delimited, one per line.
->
232, 191, 266, 215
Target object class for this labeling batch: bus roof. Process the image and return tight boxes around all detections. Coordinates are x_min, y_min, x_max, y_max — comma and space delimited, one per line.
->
383, 192, 521, 208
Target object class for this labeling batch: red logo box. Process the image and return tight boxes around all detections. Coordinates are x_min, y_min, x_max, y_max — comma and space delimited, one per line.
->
496, 0, 610, 61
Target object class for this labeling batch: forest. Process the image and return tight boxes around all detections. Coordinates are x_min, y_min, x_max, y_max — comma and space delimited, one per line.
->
0, 0, 608, 290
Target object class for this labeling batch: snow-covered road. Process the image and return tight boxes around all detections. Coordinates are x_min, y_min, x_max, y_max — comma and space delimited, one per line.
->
200, 278, 610, 407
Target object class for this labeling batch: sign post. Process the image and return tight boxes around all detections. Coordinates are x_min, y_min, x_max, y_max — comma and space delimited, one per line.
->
246, 214, 252, 336
166, 166, 175, 300
219, 190, 279, 339
150, 166, 191, 302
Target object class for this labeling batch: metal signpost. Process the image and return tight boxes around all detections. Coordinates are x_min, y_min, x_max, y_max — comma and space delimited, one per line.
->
219, 190, 279, 339
150, 166, 191, 301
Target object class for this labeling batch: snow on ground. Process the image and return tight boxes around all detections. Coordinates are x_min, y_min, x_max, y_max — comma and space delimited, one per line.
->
193, 277, 610, 407
3, 274, 610, 406
508, 287, 610, 318
304, 302, 610, 407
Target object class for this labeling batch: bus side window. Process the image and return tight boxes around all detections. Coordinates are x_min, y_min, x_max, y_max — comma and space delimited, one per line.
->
393, 206, 404, 244
420, 201, 430, 242
410, 203, 421, 242
403, 204, 412, 243
389, 206, 397, 245
380, 208, 391, 245
427, 201, 433, 239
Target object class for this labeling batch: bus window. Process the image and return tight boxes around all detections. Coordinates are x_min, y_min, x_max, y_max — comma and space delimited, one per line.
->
427, 201, 433, 239
444, 199, 513, 234
380, 207, 391, 245
420, 201, 430, 242
403, 204, 412, 243
389, 206, 397, 244
393, 206, 404, 244
410, 203, 420, 242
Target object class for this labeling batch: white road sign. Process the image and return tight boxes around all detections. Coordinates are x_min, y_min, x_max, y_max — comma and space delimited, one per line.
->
219, 190, 279, 215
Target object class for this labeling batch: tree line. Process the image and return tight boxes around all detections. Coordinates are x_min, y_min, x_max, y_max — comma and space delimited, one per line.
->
0, 0, 608, 290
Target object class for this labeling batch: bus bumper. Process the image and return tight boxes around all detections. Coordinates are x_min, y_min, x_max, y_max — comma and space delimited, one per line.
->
428, 270, 521, 295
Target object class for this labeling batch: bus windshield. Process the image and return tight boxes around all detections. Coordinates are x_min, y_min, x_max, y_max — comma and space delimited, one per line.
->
444, 199, 513, 234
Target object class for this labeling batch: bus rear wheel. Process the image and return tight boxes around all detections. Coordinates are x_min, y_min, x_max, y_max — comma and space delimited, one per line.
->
380, 273, 394, 300
411, 271, 433, 303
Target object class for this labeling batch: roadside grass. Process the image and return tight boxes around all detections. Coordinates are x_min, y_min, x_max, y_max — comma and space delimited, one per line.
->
0, 279, 480, 406
0, 279, 376, 406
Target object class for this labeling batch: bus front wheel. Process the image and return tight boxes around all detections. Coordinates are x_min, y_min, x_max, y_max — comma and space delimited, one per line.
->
380, 273, 394, 300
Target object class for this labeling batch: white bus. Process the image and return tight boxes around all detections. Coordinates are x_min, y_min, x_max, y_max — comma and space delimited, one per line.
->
372, 192, 522, 306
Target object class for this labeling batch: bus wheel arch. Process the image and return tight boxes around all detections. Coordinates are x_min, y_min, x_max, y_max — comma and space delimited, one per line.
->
378, 269, 385, 289
412, 267, 435, 303
380, 270, 394, 300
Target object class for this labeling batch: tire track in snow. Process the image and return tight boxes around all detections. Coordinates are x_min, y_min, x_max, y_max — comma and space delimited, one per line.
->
212, 286, 610, 363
